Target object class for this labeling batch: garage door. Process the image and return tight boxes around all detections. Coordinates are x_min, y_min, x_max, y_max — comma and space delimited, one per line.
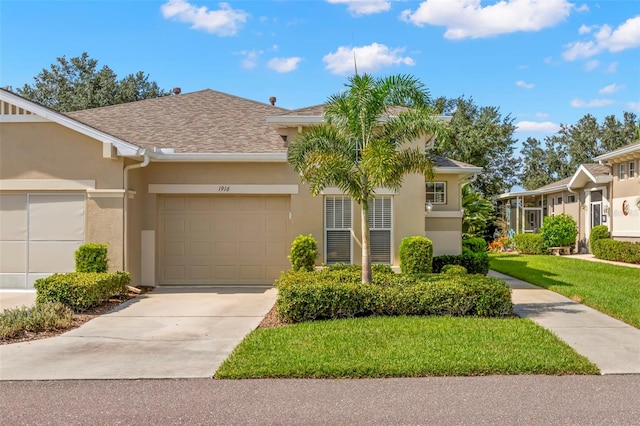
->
159, 195, 290, 285
0, 193, 85, 289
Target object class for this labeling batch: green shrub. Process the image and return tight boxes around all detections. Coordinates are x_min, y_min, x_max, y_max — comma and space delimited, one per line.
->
289, 234, 318, 272
462, 238, 487, 253
591, 239, 640, 264
540, 214, 577, 248
371, 264, 395, 274
399, 236, 433, 274
275, 269, 512, 323
432, 252, 490, 275
325, 263, 394, 274
75, 243, 108, 273
442, 265, 467, 275
513, 233, 545, 254
34, 272, 131, 312
1, 302, 74, 340
589, 225, 610, 252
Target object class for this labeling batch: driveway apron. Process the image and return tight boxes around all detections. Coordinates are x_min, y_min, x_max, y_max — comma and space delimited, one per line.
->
0, 287, 276, 380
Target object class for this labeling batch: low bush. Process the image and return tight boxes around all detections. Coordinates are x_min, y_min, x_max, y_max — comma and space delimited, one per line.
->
432, 252, 490, 275
462, 238, 487, 254
0, 302, 74, 340
399, 236, 433, 274
513, 233, 545, 254
289, 234, 318, 272
540, 214, 577, 248
589, 225, 610, 252
34, 272, 131, 312
75, 243, 109, 273
325, 263, 394, 275
442, 265, 467, 275
591, 239, 640, 264
275, 269, 512, 323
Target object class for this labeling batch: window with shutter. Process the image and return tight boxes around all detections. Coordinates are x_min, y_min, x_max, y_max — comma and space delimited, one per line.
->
369, 196, 392, 264
325, 196, 352, 264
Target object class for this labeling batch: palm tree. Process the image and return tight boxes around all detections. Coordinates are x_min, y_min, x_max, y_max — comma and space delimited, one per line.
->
288, 73, 450, 283
461, 183, 494, 239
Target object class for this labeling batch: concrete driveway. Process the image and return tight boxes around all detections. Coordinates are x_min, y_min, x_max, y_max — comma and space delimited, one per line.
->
0, 286, 276, 380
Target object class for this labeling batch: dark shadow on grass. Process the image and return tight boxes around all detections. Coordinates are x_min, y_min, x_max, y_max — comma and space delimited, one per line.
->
489, 255, 573, 289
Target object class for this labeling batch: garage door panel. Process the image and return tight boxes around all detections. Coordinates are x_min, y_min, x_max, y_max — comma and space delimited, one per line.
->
163, 217, 186, 235
213, 242, 238, 257
213, 197, 239, 211
188, 217, 211, 234
29, 241, 81, 273
189, 242, 211, 256
0, 241, 27, 273
162, 197, 186, 211
189, 266, 211, 280
266, 197, 288, 210
29, 195, 84, 241
163, 242, 185, 257
239, 241, 263, 257
0, 194, 27, 240
239, 266, 263, 280
163, 266, 186, 281
265, 216, 288, 235
188, 197, 212, 210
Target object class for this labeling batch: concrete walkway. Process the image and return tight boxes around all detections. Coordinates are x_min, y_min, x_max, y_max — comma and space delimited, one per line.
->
489, 270, 640, 375
564, 253, 640, 269
0, 286, 276, 380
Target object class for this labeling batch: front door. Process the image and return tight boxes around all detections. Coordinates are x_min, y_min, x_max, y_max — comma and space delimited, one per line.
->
590, 191, 603, 228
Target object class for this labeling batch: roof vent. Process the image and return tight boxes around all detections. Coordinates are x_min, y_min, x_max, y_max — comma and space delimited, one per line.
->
269, 96, 276, 106
172, 87, 182, 95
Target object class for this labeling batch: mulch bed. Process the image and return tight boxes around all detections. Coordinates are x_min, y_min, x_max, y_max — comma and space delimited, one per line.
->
257, 304, 288, 329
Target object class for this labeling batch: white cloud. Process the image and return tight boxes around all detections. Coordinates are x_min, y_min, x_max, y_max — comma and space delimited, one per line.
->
535, 112, 550, 119
563, 16, 640, 60
267, 57, 302, 73
628, 101, 640, 112
236, 50, 263, 69
323, 43, 415, 75
327, 0, 391, 16
516, 80, 534, 89
570, 98, 615, 108
578, 24, 592, 34
160, 1, 248, 36
599, 83, 625, 94
574, 3, 589, 12
401, 0, 573, 39
515, 121, 561, 133
584, 60, 599, 71
606, 62, 619, 73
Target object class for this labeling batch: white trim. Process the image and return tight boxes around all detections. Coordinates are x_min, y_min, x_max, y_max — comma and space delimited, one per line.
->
148, 184, 299, 195
425, 181, 447, 204
0, 179, 95, 191
612, 231, 640, 237
0, 115, 50, 123
147, 152, 288, 162
141, 231, 155, 286
87, 189, 126, 198
425, 210, 463, 218
595, 142, 640, 161
320, 187, 398, 195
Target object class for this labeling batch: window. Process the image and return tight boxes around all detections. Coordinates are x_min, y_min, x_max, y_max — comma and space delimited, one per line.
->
325, 196, 352, 264
369, 197, 392, 264
629, 161, 635, 179
619, 163, 626, 180
425, 182, 446, 204
556, 196, 562, 205
567, 195, 576, 203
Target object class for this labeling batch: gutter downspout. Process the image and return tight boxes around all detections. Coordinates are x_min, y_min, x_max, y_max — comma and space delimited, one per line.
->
123, 152, 150, 271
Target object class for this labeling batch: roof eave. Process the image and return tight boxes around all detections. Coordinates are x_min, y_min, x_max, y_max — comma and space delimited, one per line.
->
594, 142, 640, 161
147, 152, 288, 162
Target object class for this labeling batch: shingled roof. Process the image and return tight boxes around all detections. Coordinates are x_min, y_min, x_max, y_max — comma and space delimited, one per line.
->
67, 89, 290, 154
535, 163, 611, 192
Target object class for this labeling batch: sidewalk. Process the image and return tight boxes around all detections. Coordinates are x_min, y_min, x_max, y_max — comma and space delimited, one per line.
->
564, 253, 640, 269
489, 270, 640, 375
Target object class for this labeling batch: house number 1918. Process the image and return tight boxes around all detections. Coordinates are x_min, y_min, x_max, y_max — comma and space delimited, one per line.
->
218, 185, 231, 192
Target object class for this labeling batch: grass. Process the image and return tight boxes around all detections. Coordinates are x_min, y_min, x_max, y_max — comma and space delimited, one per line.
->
215, 315, 598, 378
490, 254, 640, 328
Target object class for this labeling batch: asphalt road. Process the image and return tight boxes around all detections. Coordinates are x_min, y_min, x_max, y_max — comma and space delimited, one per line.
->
2, 376, 639, 425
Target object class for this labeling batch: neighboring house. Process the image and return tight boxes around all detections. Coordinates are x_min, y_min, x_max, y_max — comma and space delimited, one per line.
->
498, 141, 640, 252
0, 88, 480, 289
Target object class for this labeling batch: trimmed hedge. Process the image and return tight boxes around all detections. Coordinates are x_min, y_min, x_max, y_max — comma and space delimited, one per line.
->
34, 272, 131, 312
432, 252, 490, 275
75, 243, 108, 273
591, 239, 640, 265
326, 263, 395, 275
399, 236, 433, 274
442, 265, 468, 275
289, 234, 318, 272
462, 238, 487, 254
589, 225, 610, 252
513, 233, 545, 254
275, 269, 512, 323
540, 214, 577, 248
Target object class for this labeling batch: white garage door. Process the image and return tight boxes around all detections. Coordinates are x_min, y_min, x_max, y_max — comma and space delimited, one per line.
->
0, 193, 85, 289
159, 195, 290, 285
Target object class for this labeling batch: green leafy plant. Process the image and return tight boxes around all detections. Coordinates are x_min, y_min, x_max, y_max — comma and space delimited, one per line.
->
1, 302, 73, 340
289, 234, 318, 272
399, 236, 434, 274
432, 252, 490, 275
462, 237, 487, 254
591, 239, 640, 264
589, 225, 610, 252
75, 243, 108, 273
442, 265, 467, 275
540, 214, 577, 248
513, 233, 545, 254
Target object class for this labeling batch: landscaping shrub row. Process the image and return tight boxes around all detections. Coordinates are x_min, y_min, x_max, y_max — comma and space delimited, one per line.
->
275, 269, 512, 323
513, 233, 545, 254
0, 302, 74, 340
34, 272, 131, 312
591, 239, 640, 265
432, 252, 490, 275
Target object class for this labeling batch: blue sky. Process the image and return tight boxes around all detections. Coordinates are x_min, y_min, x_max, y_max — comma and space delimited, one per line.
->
1, 0, 639, 147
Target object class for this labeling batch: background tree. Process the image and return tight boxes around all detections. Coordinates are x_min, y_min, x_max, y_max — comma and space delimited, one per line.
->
431, 97, 520, 199
16, 53, 169, 112
288, 73, 449, 283
461, 183, 494, 239
519, 137, 552, 190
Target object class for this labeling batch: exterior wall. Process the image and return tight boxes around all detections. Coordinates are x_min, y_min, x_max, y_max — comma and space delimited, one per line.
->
0, 122, 125, 271
424, 174, 464, 255
610, 161, 640, 242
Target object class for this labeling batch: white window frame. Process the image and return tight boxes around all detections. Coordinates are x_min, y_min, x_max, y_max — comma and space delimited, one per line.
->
619, 163, 626, 180
425, 181, 447, 204
369, 196, 393, 265
629, 161, 635, 179
324, 196, 353, 265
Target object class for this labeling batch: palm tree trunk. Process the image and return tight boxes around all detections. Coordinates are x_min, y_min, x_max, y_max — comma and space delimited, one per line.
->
361, 198, 372, 283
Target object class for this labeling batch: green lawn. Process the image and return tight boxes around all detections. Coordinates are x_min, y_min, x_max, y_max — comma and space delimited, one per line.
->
215, 315, 598, 378
490, 254, 640, 328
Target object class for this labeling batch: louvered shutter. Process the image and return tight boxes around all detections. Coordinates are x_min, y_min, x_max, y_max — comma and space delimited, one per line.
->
325, 196, 352, 264
368, 197, 392, 264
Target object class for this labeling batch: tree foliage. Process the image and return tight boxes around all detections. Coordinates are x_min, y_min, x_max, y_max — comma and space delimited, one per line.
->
288, 73, 450, 283
16, 52, 169, 112
461, 183, 494, 239
432, 97, 520, 198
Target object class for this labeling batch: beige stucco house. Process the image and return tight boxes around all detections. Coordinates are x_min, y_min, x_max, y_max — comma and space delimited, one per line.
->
498, 141, 640, 252
0, 88, 480, 289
